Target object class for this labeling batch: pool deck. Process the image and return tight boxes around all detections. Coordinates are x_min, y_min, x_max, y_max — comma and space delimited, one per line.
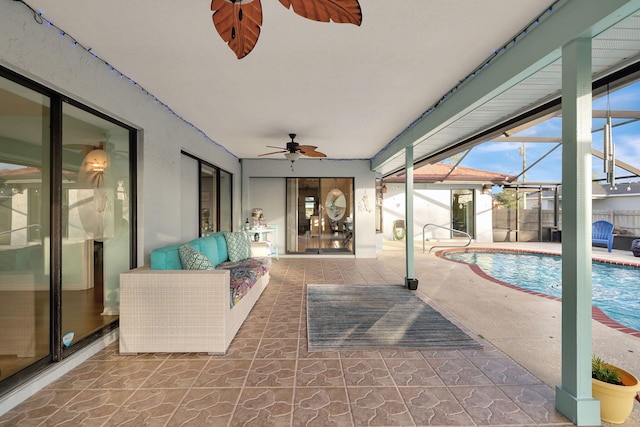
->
400, 240, 640, 426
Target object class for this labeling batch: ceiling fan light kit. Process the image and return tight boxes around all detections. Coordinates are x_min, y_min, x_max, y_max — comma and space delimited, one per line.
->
211, 0, 362, 59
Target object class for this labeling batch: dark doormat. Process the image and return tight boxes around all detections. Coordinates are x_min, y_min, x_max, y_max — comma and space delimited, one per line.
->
307, 284, 482, 351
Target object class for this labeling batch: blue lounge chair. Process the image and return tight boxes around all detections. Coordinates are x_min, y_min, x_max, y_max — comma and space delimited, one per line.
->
592, 220, 614, 252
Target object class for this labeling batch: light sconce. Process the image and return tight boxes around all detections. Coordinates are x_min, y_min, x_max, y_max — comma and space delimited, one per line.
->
85, 149, 109, 173
80, 148, 110, 188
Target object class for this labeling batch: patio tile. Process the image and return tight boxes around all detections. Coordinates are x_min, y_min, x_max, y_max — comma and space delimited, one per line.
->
429, 358, 494, 386
449, 385, 536, 425
245, 359, 297, 387
385, 358, 445, 387
43, 389, 135, 426
398, 386, 474, 426
297, 359, 345, 387
105, 388, 187, 426
293, 388, 353, 427
346, 387, 414, 426
193, 359, 251, 387
469, 357, 543, 385
341, 358, 395, 387
230, 387, 294, 426
166, 388, 241, 426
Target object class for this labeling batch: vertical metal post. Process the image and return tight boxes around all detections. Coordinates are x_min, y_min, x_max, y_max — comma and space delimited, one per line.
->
404, 146, 418, 290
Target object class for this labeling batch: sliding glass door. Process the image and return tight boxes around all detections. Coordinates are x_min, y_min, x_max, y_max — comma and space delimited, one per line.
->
286, 178, 354, 254
0, 68, 135, 388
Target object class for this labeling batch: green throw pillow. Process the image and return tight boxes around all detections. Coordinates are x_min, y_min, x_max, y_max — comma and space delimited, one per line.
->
178, 244, 215, 270
224, 231, 252, 262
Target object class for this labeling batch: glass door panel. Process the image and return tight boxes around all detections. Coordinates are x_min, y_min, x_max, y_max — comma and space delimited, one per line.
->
61, 102, 129, 347
0, 77, 51, 380
219, 170, 232, 232
452, 189, 475, 238
286, 178, 354, 254
200, 165, 217, 235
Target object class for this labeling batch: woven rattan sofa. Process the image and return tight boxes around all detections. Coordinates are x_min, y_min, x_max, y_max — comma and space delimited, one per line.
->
119, 231, 270, 355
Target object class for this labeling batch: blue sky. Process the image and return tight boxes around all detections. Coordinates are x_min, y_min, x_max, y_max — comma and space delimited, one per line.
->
448, 81, 640, 184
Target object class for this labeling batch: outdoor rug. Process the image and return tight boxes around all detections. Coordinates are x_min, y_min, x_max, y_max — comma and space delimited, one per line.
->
306, 284, 482, 351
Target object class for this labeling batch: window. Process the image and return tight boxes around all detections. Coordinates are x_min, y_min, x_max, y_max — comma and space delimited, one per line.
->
181, 152, 232, 237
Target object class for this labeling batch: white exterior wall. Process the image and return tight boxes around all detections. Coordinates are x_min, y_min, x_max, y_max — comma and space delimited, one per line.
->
0, 1, 387, 262
382, 183, 493, 243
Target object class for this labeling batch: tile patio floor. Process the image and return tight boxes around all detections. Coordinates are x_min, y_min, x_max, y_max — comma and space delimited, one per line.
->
2, 241, 639, 426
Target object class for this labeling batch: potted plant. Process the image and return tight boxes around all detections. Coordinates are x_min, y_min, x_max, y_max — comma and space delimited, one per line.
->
592, 355, 640, 424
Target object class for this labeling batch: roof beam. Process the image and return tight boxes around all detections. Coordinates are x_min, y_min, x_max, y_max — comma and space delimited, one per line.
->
372, 0, 640, 172
591, 148, 640, 176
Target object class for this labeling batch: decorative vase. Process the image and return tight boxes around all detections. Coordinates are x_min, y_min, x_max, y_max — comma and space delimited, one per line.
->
592, 365, 640, 424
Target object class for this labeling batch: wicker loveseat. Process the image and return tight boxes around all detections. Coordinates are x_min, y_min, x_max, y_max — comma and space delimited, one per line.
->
119, 231, 270, 355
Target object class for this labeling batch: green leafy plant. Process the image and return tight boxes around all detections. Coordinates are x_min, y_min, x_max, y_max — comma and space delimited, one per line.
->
592, 355, 623, 385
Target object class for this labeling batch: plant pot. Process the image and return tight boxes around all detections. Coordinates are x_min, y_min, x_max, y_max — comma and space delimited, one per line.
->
592, 365, 640, 424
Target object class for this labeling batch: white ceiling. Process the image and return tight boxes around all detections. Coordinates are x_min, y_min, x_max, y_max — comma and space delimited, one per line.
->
22, 0, 558, 163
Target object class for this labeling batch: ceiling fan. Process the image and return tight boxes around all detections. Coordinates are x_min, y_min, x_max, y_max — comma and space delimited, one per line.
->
211, 0, 362, 59
259, 133, 327, 163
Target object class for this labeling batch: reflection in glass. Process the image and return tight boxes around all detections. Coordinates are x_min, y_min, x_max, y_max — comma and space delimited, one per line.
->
286, 178, 354, 254
0, 77, 51, 380
200, 166, 217, 235
61, 102, 129, 346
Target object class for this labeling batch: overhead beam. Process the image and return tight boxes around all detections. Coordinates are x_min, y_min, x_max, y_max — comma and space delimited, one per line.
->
592, 148, 640, 176
372, 0, 640, 172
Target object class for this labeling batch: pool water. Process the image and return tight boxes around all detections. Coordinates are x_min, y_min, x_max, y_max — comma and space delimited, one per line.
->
444, 251, 640, 332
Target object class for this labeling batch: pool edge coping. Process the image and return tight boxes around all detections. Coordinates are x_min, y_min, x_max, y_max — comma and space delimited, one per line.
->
436, 247, 640, 339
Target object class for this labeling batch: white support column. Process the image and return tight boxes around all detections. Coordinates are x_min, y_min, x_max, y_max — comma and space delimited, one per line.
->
404, 146, 417, 289
555, 37, 601, 425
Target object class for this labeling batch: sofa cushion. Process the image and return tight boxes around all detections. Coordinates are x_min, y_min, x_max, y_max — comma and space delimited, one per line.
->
217, 257, 271, 276
190, 232, 228, 266
224, 231, 252, 262
178, 244, 215, 270
150, 243, 183, 270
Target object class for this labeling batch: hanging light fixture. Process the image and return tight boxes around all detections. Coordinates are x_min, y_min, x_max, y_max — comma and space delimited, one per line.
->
604, 84, 616, 189
284, 151, 301, 171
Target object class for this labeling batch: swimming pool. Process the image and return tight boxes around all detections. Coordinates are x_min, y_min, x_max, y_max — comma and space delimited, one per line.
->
443, 250, 640, 332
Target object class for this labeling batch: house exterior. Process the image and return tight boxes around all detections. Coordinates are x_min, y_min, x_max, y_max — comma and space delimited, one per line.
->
382, 163, 511, 243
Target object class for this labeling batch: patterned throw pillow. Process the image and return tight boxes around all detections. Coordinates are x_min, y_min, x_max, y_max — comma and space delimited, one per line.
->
224, 231, 252, 262
178, 244, 215, 270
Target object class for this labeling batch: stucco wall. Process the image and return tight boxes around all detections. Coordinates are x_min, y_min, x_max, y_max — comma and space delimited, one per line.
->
383, 183, 493, 243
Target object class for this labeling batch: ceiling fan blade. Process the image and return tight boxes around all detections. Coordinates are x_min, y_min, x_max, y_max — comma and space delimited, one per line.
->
266, 145, 287, 150
211, 0, 263, 59
298, 145, 327, 158
278, 0, 362, 26
303, 151, 327, 158
258, 150, 286, 157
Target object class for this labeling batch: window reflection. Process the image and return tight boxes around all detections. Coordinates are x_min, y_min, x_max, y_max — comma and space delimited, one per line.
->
0, 77, 51, 380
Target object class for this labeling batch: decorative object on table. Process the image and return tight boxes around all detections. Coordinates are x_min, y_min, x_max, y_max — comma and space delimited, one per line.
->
251, 208, 262, 228
591, 355, 640, 424
211, 0, 362, 59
